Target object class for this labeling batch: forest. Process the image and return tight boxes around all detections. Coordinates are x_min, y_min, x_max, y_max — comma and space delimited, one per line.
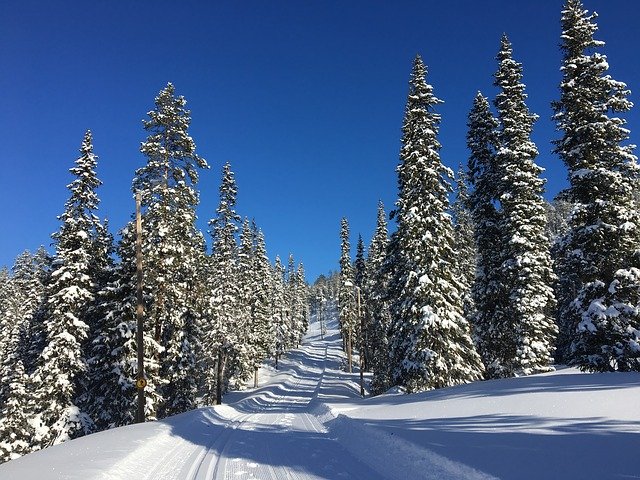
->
0, 0, 638, 468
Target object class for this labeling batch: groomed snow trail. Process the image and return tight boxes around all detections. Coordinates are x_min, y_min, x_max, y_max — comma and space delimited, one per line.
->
100, 313, 385, 480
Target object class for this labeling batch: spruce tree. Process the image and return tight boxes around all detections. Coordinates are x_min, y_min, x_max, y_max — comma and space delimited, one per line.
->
387, 55, 484, 392
492, 35, 557, 376
366, 202, 393, 394
36, 130, 103, 446
271, 256, 288, 366
553, 0, 640, 371
22, 247, 52, 374
0, 360, 33, 463
206, 162, 241, 404
466, 92, 503, 373
250, 225, 276, 383
338, 218, 356, 364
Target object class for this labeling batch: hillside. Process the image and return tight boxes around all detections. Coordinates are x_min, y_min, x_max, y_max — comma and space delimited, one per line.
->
1, 314, 638, 479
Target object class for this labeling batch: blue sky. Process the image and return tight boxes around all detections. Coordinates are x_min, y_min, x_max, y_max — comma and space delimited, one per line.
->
1, 1, 638, 281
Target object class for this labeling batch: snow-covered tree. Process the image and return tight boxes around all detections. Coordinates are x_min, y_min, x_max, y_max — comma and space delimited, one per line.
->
466, 92, 502, 372
36, 130, 104, 446
271, 256, 288, 367
0, 360, 33, 463
553, 0, 640, 371
21, 247, 52, 374
387, 55, 484, 392
366, 202, 393, 394
491, 35, 557, 376
338, 218, 356, 362
133, 82, 208, 417
249, 225, 276, 383
206, 162, 241, 404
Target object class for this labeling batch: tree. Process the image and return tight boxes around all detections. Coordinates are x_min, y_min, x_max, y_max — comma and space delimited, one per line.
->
366, 202, 393, 394
491, 35, 557, 376
133, 82, 208, 417
338, 218, 356, 369
21, 247, 52, 374
36, 130, 104, 447
206, 162, 241, 404
249, 224, 276, 385
0, 360, 33, 463
387, 55, 484, 392
553, 0, 640, 371
466, 92, 502, 372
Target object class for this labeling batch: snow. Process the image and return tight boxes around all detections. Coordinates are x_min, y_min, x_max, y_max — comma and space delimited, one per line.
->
1, 312, 639, 479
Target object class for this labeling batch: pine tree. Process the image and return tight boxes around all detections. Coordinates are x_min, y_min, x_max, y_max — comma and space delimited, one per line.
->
466, 92, 503, 373
366, 202, 393, 394
271, 256, 288, 367
553, 0, 640, 371
491, 35, 557, 376
230, 218, 258, 387
249, 225, 276, 384
36, 130, 103, 447
338, 218, 356, 366
206, 162, 241, 404
134, 82, 208, 417
22, 247, 52, 374
0, 360, 33, 463
387, 55, 484, 392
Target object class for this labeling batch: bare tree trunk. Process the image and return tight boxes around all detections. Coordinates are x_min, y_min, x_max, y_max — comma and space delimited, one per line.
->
254, 366, 258, 388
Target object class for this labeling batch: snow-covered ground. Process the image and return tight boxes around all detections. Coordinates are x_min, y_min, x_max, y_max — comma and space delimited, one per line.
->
1, 312, 638, 479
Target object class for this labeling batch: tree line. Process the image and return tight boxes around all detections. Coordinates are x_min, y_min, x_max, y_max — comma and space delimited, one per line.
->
338, 0, 640, 395
0, 84, 308, 462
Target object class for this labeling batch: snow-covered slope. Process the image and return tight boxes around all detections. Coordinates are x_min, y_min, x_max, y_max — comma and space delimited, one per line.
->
1, 315, 638, 479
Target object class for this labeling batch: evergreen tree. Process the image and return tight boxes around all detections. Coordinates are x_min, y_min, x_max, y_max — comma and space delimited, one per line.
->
366, 202, 393, 394
249, 225, 276, 383
206, 162, 241, 404
338, 218, 356, 363
553, 0, 640, 371
36, 130, 103, 446
230, 218, 258, 387
22, 247, 52, 374
271, 256, 288, 366
0, 360, 33, 463
133, 82, 208, 416
466, 92, 502, 373
387, 55, 484, 392
492, 35, 557, 376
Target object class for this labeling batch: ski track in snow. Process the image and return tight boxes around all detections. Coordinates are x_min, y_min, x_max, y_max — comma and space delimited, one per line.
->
97, 318, 389, 480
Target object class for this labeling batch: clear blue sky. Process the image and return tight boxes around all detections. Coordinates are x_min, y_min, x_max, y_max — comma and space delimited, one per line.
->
1, 1, 638, 281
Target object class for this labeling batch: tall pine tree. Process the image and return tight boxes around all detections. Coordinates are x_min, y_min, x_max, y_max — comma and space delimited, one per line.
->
206, 162, 241, 404
387, 55, 484, 392
553, 0, 640, 371
466, 92, 502, 373
36, 130, 103, 446
366, 202, 393, 394
492, 36, 557, 376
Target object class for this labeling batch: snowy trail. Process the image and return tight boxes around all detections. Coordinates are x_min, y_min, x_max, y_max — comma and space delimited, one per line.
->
100, 315, 385, 480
